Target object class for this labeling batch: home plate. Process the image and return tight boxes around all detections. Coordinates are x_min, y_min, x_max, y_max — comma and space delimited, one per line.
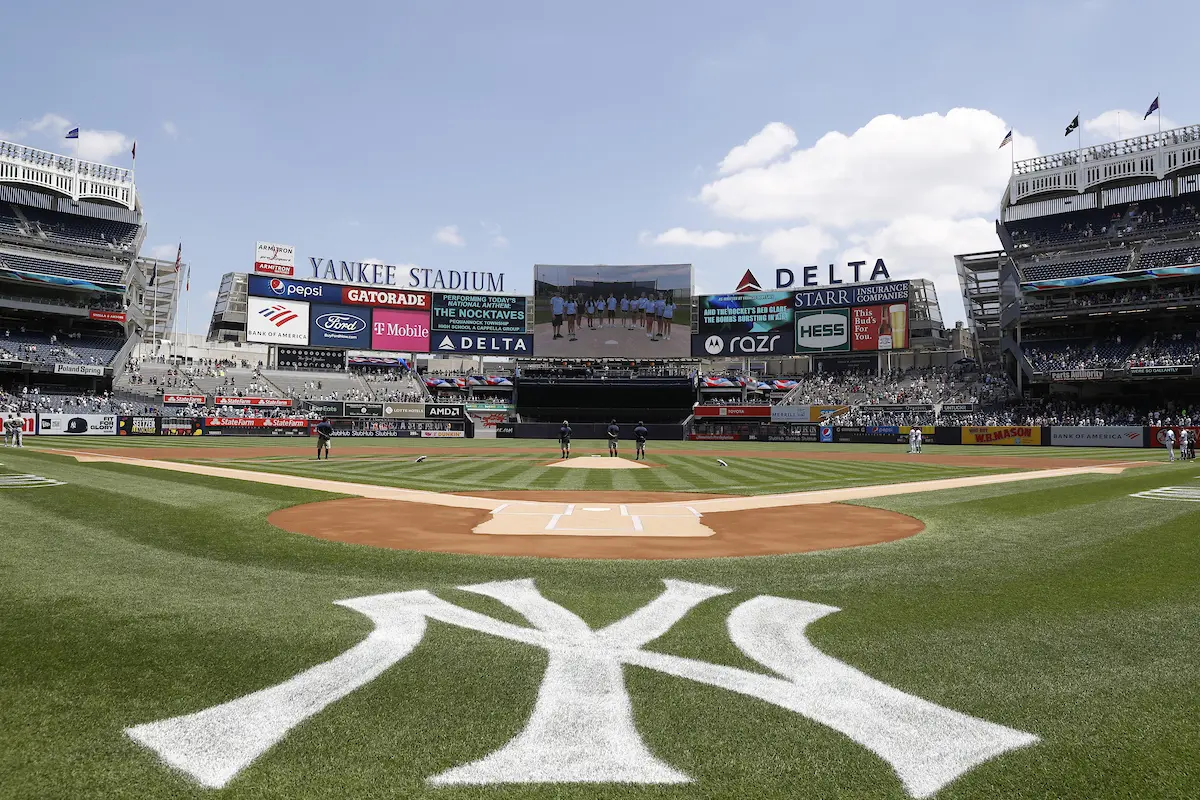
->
547, 457, 649, 469
474, 501, 712, 537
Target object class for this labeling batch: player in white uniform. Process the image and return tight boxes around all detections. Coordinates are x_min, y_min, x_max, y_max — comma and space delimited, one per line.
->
915, 426, 923, 453
908, 427, 918, 454
8, 413, 23, 448
3, 414, 12, 447
1165, 428, 1176, 462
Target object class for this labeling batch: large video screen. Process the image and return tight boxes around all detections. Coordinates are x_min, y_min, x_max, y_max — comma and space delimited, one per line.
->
693, 291, 794, 356
533, 264, 693, 358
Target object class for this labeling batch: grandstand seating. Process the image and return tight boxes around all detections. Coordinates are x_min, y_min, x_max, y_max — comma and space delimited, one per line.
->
1022, 253, 1131, 282
0, 250, 127, 285
19, 207, 139, 251
0, 330, 122, 366
261, 370, 374, 402
1022, 338, 1135, 371
1007, 197, 1200, 251
1140, 244, 1200, 270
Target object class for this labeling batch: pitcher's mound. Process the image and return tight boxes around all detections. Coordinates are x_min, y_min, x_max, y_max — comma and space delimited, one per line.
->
547, 457, 649, 470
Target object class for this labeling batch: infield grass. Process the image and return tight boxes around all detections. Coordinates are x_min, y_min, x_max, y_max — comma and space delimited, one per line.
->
1, 442, 1197, 799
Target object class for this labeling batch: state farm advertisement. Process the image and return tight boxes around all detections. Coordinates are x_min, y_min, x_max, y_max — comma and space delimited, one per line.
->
343, 287, 431, 310
961, 426, 1042, 446
850, 304, 909, 351
254, 241, 295, 276
213, 396, 294, 407
89, 310, 127, 323
204, 418, 310, 428
693, 405, 771, 418
371, 308, 431, 352
162, 394, 206, 405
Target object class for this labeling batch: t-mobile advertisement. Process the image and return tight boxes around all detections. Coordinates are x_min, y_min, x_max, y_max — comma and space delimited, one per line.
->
371, 308, 431, 352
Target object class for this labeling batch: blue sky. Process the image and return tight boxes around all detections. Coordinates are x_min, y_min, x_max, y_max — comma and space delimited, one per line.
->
1, 0, 1195, 331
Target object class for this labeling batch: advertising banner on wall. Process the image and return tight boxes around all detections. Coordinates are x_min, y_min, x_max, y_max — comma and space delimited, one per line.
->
794, 309, 851, 353
247, 296, 310, 345
118, 416, 161, 436
204, 418, 310, 429
769, 405, 851, 423
961, 426, 1042, 445
38, 414, 117, 435
1149, 426, 1200, 448
432, 293, 527, 333
162, 394, 206, 405
764, 426, 821, 443
161, 417, 202, 436
304, 400, 345, 417
850, 304, 909, 351
793, 281, 911, 310
693, 291, 793, 356
19, 413, 36, 435
53, 363, 106, 377
343, 287, 431, 310
371, 308, 430, 352
693, 405, 771, 418
309, 304, 372, 349
277, 346, 346, 371
89, 310, 127, 323
1050, 426, 1144, 447
344, 403, 385, 418
254, 242, 296, 276
424, 403, 465, 420
534, 264, 693, 359
248, 275, 341, 303
213, 397, 293, 407
1128, 365, 1195, 377
431, 331, 533, 355
382, 402, 427, 419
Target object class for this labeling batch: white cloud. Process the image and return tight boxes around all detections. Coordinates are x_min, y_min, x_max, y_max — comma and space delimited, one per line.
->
2, 112, 133, 162
700, 108, 1026, 228
162, 121, 179, 138
1083, 108, 1177, 141
718, 122, 798, 175
648, 228, 755, 248
481, 221, 509, 248
434, 225, 465, 246
759, 225, 838, 264
147, 244, 178, 261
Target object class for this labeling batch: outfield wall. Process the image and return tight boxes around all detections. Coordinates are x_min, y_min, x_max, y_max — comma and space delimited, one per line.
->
8, 414, 1182, 447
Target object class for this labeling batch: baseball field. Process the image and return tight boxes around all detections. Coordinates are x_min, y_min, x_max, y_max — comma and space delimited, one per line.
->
2, 437, 1197, 799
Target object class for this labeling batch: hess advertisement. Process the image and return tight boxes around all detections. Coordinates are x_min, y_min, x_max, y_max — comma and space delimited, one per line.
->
794, 309, 850, 353
693, 291, 794, 356
534, 264, 693, 359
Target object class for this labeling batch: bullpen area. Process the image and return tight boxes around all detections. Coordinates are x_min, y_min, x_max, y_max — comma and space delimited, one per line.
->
1, 437, 1197, 799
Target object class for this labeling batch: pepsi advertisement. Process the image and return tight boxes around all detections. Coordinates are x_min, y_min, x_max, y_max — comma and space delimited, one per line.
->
309, 304, 372, 348
248, 275, 343, 304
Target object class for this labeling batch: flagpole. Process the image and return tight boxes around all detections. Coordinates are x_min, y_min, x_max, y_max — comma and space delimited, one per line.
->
1157, 93, 1162, 137
1076, 112, 1082, 154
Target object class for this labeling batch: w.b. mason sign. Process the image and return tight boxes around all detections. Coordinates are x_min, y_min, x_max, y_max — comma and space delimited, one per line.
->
125, 579, 1037, 797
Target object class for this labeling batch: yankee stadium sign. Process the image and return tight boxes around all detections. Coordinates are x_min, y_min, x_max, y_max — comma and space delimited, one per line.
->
309, 258, 506, 293
125, 578, 1037, 795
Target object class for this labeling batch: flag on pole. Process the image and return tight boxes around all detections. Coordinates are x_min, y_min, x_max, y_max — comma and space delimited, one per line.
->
65, 127, 79, 140
186, 265, 190, 292
1064, 115, 1080, 136
174, 243, 182, 273
148, 263, 156, 287
131, 141, 137, 160
1143, 96, 1160, 121
999, 130, 1013, 149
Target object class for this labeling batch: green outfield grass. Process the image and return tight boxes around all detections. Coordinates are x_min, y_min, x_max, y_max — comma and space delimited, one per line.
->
1, 441, 1197, 799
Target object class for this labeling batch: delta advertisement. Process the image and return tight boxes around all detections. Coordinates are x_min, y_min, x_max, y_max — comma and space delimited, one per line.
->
694, 291, 793, 356
38, 414, 117, 436
961, 426, 1042, 446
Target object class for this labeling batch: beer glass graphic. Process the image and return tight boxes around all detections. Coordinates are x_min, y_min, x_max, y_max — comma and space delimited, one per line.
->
888, 304, 907, 349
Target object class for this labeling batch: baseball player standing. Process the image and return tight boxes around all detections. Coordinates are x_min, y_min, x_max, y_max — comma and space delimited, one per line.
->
634, 421, 648, 461
915, 426, 923, 454
607, 419, 620, 457
315, 419, 334, 460
559, 420, 572, 459
1165, 427, 1176, 462
3, 413, 13, 447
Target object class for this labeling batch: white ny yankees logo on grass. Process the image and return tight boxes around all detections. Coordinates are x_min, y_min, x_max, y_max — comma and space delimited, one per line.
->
126, 579, 1037, 798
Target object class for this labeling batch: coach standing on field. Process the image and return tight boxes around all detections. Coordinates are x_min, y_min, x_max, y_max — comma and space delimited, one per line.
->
634, 421, 648, 461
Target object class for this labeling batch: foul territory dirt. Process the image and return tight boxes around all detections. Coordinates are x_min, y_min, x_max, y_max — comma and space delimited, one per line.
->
268, 496, 925, 559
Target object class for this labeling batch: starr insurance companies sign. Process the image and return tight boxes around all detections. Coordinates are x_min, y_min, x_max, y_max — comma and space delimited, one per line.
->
125, 579, 1037, 796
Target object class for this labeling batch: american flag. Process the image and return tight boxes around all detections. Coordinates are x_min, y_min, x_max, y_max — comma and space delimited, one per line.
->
998, 130, 1013, 149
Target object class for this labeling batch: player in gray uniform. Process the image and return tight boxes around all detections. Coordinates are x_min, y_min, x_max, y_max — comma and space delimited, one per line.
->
3, 414, 12, 447
7, 413, 24, 448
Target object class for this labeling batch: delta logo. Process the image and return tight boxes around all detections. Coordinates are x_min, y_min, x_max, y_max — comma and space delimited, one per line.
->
259, 305, 299, 327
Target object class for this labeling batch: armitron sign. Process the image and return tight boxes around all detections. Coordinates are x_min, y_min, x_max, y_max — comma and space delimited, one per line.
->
254, 242, 295, 276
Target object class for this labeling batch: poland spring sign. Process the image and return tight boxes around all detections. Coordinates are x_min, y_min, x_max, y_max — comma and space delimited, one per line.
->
125, 579, 1037, 796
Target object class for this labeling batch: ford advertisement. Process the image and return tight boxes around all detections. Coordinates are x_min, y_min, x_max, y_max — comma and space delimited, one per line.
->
309, 304, 372, 348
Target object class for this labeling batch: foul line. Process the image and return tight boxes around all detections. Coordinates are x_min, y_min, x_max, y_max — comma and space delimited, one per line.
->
44, 449, 1147, 516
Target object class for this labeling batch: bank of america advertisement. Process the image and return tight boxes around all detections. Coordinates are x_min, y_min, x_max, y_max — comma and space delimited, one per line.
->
533, 264, 693, 358
247, 297, 310, 345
